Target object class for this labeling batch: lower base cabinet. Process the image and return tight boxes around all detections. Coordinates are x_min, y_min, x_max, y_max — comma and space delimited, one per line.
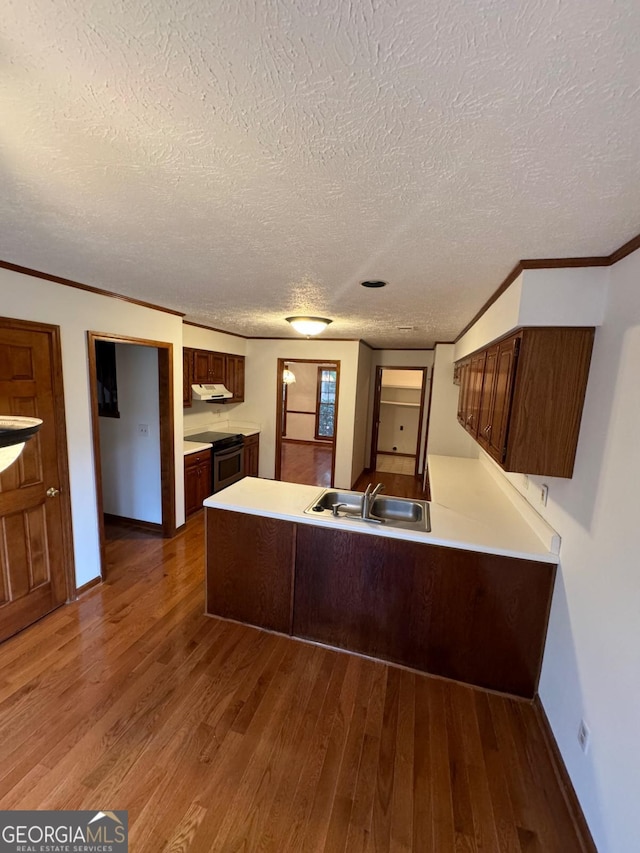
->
184, 451, 212, 516
205, 510, 556, 698
243, 433, 259, 477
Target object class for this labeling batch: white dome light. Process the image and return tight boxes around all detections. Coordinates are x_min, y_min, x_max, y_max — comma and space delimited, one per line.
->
285, 316, 332, 336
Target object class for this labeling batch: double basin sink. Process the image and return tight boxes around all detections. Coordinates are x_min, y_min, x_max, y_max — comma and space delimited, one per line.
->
304, 488, 431, 532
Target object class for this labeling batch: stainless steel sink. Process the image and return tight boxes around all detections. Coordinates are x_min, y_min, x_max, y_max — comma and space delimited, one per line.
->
304, 489, 431, 532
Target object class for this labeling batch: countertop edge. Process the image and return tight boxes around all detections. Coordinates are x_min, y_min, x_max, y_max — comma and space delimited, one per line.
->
203, 485, 558, 565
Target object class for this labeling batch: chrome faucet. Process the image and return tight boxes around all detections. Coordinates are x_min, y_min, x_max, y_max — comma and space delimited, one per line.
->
361, 482, 384, 520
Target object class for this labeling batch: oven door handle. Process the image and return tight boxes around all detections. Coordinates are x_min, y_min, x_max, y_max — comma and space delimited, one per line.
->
214, 444, 244, 461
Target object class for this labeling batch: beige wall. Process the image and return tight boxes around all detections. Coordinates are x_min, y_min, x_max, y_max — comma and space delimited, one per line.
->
351, 342, 373, 485
427, 343, 478, 458
284, 362, 321, 441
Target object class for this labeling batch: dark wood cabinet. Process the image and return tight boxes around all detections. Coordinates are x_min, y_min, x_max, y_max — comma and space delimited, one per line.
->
293, 525, 555, 698
225, 354, 245, 403
184, 450, 211, 516
193, 350, 225, 384
206, 509, 295, 633
455, 326, 594, 477
478, 335, 519, 462
183, 347, 245, 406
182, 347, 194, 408
243, 433, 259, 477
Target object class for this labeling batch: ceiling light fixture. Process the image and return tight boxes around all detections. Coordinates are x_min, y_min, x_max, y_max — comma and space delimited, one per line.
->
282, 368, 297, 385
0, 417, 43, 473
360, 280, 387, 288
285, 316, 332, 336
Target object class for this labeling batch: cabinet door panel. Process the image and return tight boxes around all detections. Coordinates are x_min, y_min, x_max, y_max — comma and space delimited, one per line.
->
193, 350, 225, 384
209, 353, 225, 384
183, 348, 193, 407
487, 336, 519, 462
477, 345, 498, 447
467, 351, 486, 436
243, 436, 259, 477
196, 460, 212, 506
457, 359, 471, 426
184, 461, 201, 515
225, 355, 245, 403
193, 350, 210, 383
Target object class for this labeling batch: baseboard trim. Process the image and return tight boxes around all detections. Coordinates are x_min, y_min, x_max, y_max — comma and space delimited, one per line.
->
76, 577, 102, 596
103, 513, 164, 534
282, 438, 331, 446
532, 695, 597, 853
376, 451, 415, 458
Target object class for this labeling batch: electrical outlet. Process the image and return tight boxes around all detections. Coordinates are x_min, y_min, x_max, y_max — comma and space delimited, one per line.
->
577, 719, 591, 754
137, 423, 149, 437
540, 484, 549, 506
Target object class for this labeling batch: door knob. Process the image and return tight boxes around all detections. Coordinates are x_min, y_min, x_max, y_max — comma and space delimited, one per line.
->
46, 487, 60, 497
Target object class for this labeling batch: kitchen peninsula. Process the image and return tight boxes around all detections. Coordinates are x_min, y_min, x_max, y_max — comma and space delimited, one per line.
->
204, 456, 558, 698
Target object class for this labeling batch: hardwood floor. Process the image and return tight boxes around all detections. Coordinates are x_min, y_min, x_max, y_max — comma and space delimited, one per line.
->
354, 468, 426, 500
0, 514, 590, 852
281, 439, 333, 486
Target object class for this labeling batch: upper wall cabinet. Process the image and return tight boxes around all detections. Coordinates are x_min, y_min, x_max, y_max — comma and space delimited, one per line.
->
183, 347, 194, 408
225, 355, 245, 404
456, 327, 595, 478
193, 350, 225, 385
184, 348, 245, 406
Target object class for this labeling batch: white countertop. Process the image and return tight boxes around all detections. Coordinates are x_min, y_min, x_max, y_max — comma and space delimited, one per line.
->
183, 440, 212, 455
203, 458, 558, 564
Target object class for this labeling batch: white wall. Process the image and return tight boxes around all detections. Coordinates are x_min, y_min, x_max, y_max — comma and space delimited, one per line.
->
517, 267, 609, 328
451, 257, 639, 852
456, 267, 609, 360
427, 344, 478, 458
455, 275, 523, 359
0, 267, 184, 587
241, 338, 361, 488
99, 344, 162, 523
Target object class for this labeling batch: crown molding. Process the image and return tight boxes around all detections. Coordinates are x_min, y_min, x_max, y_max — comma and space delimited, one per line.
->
0, 259, 185, 317
455, 231, 640, 342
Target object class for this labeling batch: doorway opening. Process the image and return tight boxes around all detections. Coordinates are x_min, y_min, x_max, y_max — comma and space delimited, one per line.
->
87, 332, 176, 578
275, 358, 340, 487
369, 366, 428, 478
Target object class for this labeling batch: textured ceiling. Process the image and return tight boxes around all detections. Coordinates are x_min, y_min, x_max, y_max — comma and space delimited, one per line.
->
1, 0, 639, 348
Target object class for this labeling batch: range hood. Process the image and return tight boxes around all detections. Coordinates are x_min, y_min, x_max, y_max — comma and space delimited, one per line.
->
191, 383, 233, 401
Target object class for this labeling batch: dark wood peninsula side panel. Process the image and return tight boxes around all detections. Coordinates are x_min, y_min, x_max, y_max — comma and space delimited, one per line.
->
293, 525, 555, 698
206, 509, 295, 634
